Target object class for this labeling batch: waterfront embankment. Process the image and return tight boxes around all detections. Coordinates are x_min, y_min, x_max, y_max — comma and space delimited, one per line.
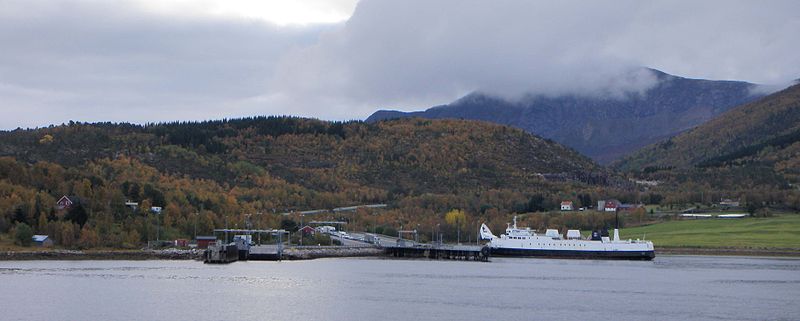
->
655, 246, 800, 257
0, 248, 203, 260
0, 246, 384, 261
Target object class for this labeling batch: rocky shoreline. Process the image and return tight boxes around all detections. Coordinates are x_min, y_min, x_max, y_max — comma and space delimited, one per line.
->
282, 247, 383, 260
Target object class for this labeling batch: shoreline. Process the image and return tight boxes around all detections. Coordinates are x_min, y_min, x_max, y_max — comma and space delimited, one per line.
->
655, 247, 800, 257
2, 246, 799, 261
0, 249, 203, 261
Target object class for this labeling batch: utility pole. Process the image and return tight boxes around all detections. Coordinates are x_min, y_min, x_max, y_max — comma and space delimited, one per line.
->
300, 213, 304, 245
156, 209, 160, 243
194, 212, 198, 241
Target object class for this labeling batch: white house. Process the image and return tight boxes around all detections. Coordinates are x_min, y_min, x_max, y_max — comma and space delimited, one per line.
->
560, 201, 574, 211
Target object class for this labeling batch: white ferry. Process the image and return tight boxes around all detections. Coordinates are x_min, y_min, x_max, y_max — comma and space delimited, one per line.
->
480, 216, 654, 260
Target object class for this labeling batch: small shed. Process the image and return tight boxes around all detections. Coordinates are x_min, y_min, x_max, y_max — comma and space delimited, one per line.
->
719, 199, 740, 207
196, 236, 217, 249
32, 235, 54, 247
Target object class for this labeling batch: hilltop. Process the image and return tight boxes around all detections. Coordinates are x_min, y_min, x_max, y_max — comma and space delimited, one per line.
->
367, 69, 762, 163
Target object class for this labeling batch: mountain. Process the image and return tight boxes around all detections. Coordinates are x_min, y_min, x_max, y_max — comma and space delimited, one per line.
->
367, 69, 763, 164
614, 83, 800, 187
0, 117, 619, 247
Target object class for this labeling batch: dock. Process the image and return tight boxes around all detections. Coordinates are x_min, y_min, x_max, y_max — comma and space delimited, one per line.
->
204, 244, 239, 263
202, 229, 490, 262
384, 243, 490, 261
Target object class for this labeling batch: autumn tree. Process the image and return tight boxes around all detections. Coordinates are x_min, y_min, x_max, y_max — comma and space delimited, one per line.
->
445, 209, 468, 244
78, 225, 100, 249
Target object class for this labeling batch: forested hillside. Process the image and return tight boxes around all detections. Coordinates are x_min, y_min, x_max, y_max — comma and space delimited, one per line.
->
0, 117, 625, 248
613, 84, 800, 209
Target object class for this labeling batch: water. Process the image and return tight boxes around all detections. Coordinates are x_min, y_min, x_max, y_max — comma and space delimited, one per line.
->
1, 256, 798, 321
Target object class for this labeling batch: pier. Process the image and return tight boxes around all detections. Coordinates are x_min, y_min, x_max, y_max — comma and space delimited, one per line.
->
384, 243, 490, 262
202, 229, 490, 262
203, 244, 238, 263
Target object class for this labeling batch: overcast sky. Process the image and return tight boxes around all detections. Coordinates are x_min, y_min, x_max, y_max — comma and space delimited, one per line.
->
1, 0, 798, 129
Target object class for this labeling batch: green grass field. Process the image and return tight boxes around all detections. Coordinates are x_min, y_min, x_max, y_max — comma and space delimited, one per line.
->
620, 214, 800, 249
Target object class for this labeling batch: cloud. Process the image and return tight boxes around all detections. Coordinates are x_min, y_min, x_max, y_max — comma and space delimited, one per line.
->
270, 0, 800, 118
1, 0, 799, 129
0, 0, 329, 129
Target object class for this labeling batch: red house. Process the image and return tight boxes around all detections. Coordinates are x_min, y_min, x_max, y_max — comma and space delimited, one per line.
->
299, 226, 315, 235
604, 200, 620, 212
56, 195, 75, 210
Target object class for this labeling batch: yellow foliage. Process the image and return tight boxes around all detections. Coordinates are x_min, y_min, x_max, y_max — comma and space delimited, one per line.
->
445, 209, 468, 228
38, 134, 54, 144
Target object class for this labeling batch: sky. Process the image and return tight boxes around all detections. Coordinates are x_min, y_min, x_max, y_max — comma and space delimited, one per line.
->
1, 0, 799, 129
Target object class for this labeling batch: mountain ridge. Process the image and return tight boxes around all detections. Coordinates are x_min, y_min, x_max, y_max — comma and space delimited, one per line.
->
367, 68, 764, 163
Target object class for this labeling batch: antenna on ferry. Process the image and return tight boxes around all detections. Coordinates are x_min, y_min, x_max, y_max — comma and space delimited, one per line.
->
513, 215, 517, 229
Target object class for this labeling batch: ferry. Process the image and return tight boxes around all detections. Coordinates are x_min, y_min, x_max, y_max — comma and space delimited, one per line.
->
480, 216, 654, 260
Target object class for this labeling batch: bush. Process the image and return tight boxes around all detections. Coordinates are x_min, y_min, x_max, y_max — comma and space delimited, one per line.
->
753, 208, 773, 218
14, 222, 33, 246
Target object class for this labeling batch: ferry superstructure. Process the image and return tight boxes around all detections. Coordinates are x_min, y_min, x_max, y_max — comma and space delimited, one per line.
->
480, 216, 654, 260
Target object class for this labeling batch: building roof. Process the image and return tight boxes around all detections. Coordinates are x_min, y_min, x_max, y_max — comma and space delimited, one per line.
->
561, 201, 573, 205
57, 195, 79, 206
196, 236, 217, 240
32, 235, 49, 242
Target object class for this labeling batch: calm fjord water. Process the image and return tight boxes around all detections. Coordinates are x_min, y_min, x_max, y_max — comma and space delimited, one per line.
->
1, 256, 798, 321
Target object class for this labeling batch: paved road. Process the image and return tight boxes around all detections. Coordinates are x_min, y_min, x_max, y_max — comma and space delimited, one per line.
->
329, 233, 372, 247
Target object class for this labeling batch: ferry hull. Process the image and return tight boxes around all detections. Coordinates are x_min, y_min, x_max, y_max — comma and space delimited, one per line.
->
490, 247, 655, 260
